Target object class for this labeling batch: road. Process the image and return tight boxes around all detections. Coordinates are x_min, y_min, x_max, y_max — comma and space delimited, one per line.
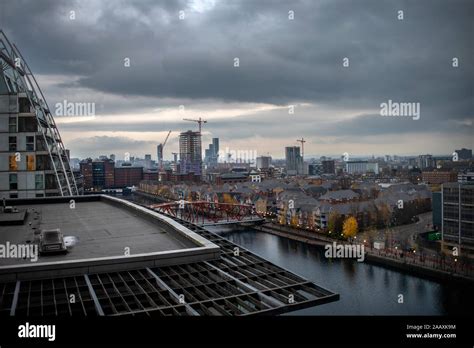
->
358, 212, 433, 250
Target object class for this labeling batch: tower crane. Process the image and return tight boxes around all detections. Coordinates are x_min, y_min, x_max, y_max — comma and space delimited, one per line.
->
297, 137, 306, 175
296, 137, 306, 159
158, 130, 172, 171
183, 117, 207, 134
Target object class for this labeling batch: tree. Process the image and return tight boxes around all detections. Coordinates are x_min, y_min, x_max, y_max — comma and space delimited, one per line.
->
376, 202, 391, 228
328, 211, 344, 235
222, 193, 236, 204
343, 216, 358, 238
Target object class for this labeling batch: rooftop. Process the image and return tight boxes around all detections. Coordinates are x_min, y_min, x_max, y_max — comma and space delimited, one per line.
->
0, 195, 339, 316
0, 195, 219, 279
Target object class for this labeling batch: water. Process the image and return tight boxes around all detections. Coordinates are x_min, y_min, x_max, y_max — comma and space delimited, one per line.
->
128, 194, 473, 315
217, 229, 473, 315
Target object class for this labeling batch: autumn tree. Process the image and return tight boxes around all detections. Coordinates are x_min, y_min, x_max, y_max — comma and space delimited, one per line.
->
222, 193, 236, 204
343, 216, 358, 238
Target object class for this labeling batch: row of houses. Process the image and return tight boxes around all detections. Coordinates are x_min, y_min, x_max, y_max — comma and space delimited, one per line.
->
138, 179, 432, 232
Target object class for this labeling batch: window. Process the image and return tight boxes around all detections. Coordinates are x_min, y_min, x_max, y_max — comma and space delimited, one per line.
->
35, 193, 44, 198
35, 174, 44, 190
26, 136, 35, 151
10, 193, 18, 199
19, 97, 31, 113
36, 137, 47, 151
9, 174, 18, 190
27, 155, 35, 171
36, 155, 51, 170
9, 136, 17, 151
9, 155, 18, 171
18, 117, 37, 132
9, 117, 17, 132
45, 174, 56, 189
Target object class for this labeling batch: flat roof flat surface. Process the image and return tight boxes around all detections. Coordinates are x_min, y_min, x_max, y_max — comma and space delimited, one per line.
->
0, 200, 196, 266
0, 212, 339, 316
0, 196, 338, 316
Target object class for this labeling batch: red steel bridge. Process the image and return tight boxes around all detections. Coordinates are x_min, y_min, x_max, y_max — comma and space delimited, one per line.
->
149, 201, 265, 226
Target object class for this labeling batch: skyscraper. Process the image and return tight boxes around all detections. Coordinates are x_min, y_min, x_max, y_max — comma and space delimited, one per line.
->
212, 138, 219, 159
204, 137, 219, 167
157, 143, 163, 163
179, 130, 202, 176
0, 31, 77, 198
285, 146, 303, 175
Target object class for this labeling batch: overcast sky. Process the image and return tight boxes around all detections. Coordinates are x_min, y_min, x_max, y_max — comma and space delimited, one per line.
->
2, 0, 473, 160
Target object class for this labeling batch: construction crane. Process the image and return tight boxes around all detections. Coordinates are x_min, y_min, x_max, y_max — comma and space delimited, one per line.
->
296, 137, 306, 159
183, 117, 207, 134
158, 130, 172, 171
296, 137, 306, 175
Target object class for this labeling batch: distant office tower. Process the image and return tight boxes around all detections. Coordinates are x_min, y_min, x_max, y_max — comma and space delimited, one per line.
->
455, 148, 472, 161
144, 154, 152, 169
256, 156, 272, 170
308, 163, 319, 175
442, 183, 474, 258
204, 137, 219, 166
285, 146, 303, 175
157, 143, 163, 163
417, 154, 434, 170
212, 138, 219, 158
110, 154, 116, 161
0, 32, 78, 198
179, 131, 202, 176
322, 160, 335, 174
80, 158, 115, 190
345, 161, 379, 175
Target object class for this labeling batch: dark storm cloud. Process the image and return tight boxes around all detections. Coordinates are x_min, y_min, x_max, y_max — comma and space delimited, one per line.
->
67, 135, 156, 156
2, 0, 473, 146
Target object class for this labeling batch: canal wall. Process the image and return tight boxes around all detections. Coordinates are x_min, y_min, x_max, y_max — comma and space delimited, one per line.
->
254, 224, 474, 284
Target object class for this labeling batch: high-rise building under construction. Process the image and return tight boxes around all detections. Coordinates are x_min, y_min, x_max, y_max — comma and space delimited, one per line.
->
179, 130, 202, 176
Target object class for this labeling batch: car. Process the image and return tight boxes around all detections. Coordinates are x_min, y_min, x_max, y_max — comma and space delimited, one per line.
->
39, 228, 68, 255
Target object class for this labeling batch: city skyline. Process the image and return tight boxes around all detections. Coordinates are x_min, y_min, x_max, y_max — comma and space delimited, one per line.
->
1, 0, 473, 159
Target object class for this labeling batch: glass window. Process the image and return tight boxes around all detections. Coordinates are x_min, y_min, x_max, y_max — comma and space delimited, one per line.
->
9, 155, 18, 171
26, 136, 35, 151
27, 155, 35, 171
9, 136, 17, 151
35, 174, 44, 190
18, 117, 37, 132
9, 117, 17, 132
9, 174, 18, 190
36, 137, 47, 151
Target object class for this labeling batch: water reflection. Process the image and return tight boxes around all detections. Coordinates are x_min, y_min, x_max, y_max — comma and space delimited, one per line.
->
221, 229, 474, 315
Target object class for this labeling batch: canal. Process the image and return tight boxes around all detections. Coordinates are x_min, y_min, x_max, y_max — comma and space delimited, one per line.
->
215, 228, 473, 315
128, 194, 472, 315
